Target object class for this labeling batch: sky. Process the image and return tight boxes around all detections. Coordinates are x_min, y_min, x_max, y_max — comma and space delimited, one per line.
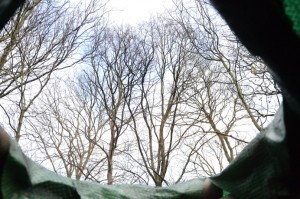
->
107, 0, 174, 25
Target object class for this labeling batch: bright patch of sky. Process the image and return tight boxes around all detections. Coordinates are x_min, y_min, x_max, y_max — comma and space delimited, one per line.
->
107, 0, 174, 25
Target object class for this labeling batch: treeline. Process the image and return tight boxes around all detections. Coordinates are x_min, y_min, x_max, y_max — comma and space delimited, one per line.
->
0, 0, 281, 186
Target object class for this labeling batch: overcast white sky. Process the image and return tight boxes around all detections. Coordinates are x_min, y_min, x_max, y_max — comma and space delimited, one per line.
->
107, 0, 174, 25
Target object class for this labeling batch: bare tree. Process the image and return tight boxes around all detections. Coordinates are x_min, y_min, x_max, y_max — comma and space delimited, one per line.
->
172, 0, 281, 132
144, 0, 280, 176
0, 0, 105, 142
124, 21, 210, 186
83, 26, 145, 184
191, 138, 226, 176
27, 79, 108, 182
185, 63, 247, 163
